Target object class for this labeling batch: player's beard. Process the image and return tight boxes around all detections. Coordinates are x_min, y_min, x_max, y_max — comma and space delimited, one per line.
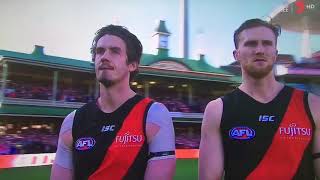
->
99, 79, 115, 88
97, 70, 128, 88
243, 63, 274, 79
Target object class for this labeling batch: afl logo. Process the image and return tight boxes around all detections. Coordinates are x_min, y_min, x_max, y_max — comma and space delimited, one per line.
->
75, 137, 96, 151
229, 126, 255, 140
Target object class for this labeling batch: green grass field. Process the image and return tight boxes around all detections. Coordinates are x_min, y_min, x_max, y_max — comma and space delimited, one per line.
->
0, 159, 198, 180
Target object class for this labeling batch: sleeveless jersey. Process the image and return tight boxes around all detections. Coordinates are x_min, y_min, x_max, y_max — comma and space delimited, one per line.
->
72, 95, 153, 180
221, 86, 315, 180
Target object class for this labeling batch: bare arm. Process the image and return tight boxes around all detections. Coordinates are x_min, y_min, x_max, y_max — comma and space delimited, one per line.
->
51, 165, 71, 180
309, 93, 320, 179
50, 111, 75, 180
144, 156, 176, 180
199, 98, 224, 180
144, 103, 176, 180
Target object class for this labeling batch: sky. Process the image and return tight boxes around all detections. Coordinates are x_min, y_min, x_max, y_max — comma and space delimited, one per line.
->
0, 0, 319, 67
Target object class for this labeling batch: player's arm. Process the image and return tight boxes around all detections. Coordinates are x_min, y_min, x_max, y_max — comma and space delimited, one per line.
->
50, 111, 75, 180
144, 102, 176, 180
309, 93, 320, 179
199, 98, 224, 180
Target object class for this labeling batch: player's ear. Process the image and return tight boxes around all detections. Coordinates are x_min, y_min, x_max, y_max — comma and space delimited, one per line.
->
233, 50, 239, 61
128, 62, 138, 72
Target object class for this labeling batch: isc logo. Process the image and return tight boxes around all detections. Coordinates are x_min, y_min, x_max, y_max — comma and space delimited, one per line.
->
259, 115, 275, 122
101, 125, 115, 132
229, 127, 255, 140
75, 137, 96, 151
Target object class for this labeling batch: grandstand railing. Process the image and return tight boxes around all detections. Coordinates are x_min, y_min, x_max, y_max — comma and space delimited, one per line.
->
170, 112, 203, 118
1, 97, 205, 118
2, 97, 84, 108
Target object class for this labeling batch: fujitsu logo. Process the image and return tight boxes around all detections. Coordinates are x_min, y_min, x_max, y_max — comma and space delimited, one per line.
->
115, 132, 143, 145
279, 123, 311, 137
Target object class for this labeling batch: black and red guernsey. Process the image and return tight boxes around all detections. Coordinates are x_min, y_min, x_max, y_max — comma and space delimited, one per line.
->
72, 95, 153, 180
221, 86, 315, 180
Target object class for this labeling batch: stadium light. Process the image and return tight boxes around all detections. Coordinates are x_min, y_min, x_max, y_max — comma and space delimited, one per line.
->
149, 81, 156, 84
131, 82, 138, 86
21, 126, 29, 130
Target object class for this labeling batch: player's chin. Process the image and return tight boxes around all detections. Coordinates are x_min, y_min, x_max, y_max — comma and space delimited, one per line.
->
250, 68, 272, 78
99, 79, 115, 88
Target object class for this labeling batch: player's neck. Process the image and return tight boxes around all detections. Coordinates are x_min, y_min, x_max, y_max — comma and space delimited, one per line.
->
98, 82, 136, 113
239, 73, 284, 103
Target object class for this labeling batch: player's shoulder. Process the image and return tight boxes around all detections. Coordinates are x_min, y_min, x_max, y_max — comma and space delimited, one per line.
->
308, 92, 320, 101
291, 87, 320, 109
76, 101, 97, 114
149, 101, 168, 111
147, 101, 170, 117
203, 98, 223, 128
205, 97, 223, 113
307, 92, 320, 123
146, 101, 172, 125
60, 110, 76, 135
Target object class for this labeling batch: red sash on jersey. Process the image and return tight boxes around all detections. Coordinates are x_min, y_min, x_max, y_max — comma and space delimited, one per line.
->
89, 98, 152, 180
247, 90, 313, 180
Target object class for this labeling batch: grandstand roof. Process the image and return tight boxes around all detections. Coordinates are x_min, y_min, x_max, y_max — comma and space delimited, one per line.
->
0, 45, 239, 83
269, 0, 320, 34
0, 45, 93, 72
141, 52, 231, 75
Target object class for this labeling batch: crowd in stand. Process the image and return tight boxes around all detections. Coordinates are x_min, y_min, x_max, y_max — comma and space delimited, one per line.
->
1, 81, 207, 155
0, 124, 58, 155
57, 89, 95, 103
4, 82, 95, 103
175, 125, 201, 149
0, 121, 200, 155
154, 96, 209, 113
4, 82, 53, 100
4, 82, 212, 113
175, 133, 200, 149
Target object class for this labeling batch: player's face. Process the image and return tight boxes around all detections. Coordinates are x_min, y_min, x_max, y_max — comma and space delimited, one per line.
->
94, 34, 137, 88
234, 26, 278, 79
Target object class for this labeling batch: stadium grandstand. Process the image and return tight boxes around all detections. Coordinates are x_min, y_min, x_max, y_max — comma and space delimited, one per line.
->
0, 38, 239, 180
1, 3, 320, 178
0, 17, 243, 158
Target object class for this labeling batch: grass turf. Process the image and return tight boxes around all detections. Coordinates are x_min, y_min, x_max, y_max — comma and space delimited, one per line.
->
0, 159, 198, 180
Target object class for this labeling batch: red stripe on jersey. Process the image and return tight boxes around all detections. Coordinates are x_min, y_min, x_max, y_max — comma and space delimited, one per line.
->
247, 90, 313, 180
89, 98, 152, 180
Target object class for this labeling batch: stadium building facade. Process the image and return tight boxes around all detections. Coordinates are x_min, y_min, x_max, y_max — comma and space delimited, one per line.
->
0, 21, 240, 162
0, 20, 318, 165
